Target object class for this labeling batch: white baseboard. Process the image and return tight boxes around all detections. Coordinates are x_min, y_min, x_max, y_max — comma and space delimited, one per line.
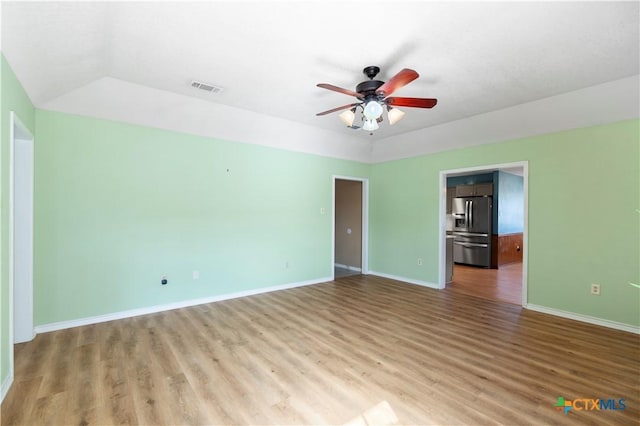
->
334, 263, 362, 272
1, 372, 13, 403
526, 304, 640, 334
368, 271, 440, 289
35, 276, 332, 334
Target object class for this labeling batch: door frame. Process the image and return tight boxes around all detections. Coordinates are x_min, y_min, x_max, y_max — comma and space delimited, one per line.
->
332, 175, 369, 278
438, 161, 528, 306
9, 111, 36, 378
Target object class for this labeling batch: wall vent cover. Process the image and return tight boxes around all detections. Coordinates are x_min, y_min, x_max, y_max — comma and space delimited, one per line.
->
190, 80, 224, 94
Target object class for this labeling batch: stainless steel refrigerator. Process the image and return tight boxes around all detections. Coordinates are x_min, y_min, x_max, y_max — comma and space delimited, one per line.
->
452, 196, 492, 268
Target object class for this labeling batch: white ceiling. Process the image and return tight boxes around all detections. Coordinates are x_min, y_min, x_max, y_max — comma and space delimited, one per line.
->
1, 1, 639, 162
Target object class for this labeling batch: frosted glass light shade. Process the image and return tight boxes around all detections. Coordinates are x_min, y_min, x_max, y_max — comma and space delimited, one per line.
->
363, 101, 383, 120
388, 108, 405, 125
338, 109, 355, 126
362, 119, 379, 131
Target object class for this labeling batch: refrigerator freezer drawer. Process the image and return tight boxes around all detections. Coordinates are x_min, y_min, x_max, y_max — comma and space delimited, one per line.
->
453, 240, 491, 268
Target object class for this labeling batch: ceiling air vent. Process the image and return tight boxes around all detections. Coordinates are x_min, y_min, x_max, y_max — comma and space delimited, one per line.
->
190, 80, 224, 94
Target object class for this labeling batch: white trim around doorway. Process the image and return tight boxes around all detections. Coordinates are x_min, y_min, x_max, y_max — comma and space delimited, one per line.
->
5, 111, 35, 402
438, 161, 529, 306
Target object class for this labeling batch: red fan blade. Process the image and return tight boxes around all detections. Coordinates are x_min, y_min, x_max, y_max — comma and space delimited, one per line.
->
375, 68, 419, 96
386, 97, 438, 108
316, 103, 360, 116
317, 83, 363, 99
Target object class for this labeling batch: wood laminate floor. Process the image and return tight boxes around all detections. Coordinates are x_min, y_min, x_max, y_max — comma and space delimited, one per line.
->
2, 274, 638, 425
448, 262, 523, 305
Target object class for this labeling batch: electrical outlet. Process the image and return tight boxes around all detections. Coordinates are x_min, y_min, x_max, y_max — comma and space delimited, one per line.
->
320, 207, 326, 215
192, 271, 199, 280
161, 275, 168, 285
590, 283, 601, 295
417, 258, 424, 266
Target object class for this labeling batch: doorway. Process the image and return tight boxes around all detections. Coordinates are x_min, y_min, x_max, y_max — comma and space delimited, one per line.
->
333, 176, 368, 279
439, 162, 528, 306
10, 111, 35, 351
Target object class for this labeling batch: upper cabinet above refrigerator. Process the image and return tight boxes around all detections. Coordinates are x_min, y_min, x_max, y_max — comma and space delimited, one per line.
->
455, 183, 493, 197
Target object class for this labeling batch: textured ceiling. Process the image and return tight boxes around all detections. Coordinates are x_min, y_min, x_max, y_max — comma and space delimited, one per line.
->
2, 1, 639, 148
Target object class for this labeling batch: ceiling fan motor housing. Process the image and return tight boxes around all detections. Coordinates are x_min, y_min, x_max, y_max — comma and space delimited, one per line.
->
358, 66, 386, 102
356, 80, 385, 101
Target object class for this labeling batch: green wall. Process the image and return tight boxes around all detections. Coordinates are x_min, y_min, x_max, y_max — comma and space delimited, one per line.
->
34, 110, 369, 325
369, 119, 640, 326
0, 56, 36, 388
34, 112, 640, 329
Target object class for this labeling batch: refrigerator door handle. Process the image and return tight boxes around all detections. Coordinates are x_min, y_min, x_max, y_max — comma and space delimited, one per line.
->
453, 242, 488, 248
469, 200, 473, 228
465, 200, 470, 226
452, 232, 489, 237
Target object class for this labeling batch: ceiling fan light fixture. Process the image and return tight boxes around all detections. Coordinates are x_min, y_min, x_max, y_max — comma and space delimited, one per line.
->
363, 100, 383, 120
388, 107, 405, 125
338, 108, 356, 126
362, 119, 379, 132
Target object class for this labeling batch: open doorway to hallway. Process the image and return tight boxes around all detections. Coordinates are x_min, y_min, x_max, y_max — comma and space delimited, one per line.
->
334, 178, 363, 279
440, 163, 527, 305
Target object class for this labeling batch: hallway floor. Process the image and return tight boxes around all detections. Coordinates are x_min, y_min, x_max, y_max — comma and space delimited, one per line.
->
334, 266, 360, 278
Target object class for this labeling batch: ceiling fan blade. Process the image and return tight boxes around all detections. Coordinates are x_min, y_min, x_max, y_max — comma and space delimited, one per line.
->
375, 68, 419, 96
316, 103, 361, 116
317, 83, 363, 99
386, 97, 438, 108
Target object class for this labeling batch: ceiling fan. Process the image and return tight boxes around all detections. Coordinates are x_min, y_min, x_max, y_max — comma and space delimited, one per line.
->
316, 66, 437, 132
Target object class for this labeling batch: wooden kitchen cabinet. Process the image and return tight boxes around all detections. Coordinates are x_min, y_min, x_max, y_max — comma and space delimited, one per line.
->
474, 183, 493, 196
455, 184, 476, 197
446, 187, 456, 213
456, 183, 493, 197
